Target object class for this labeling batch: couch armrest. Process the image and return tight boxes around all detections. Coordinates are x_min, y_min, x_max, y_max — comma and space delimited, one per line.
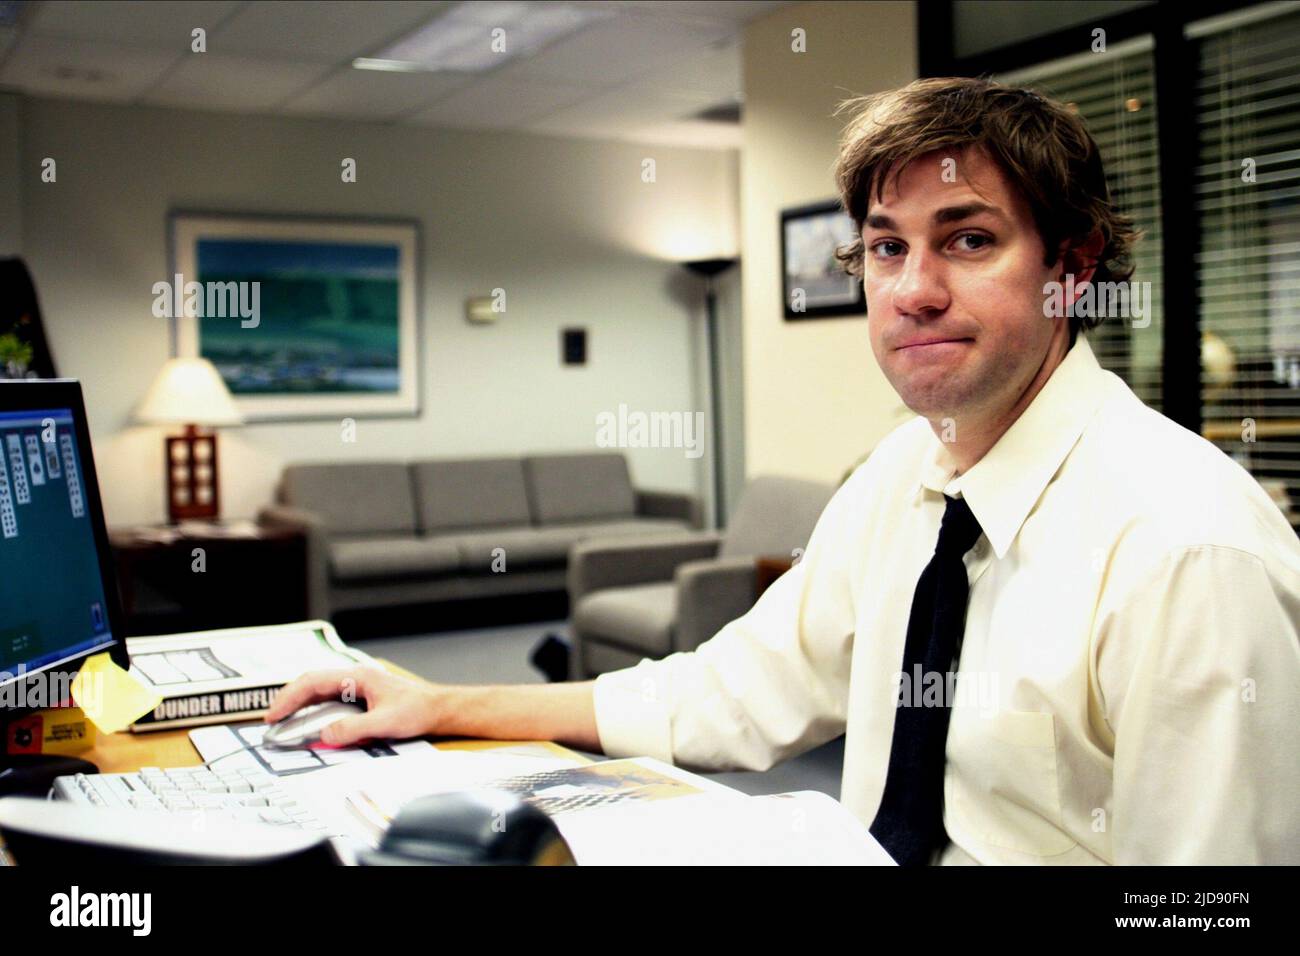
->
673, 556, 759, 652
258, 504, 331, 621
635, 489, 703, 529
567, 532, 721, 605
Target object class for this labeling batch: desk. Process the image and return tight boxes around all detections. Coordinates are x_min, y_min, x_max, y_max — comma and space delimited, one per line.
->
0, 729, 583, 865
80, 722, 586, 774
1, 658, 587, 863
80, 657, 586, 771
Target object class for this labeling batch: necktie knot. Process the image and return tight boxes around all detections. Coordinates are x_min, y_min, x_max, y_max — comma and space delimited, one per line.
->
936, 495, 983, 558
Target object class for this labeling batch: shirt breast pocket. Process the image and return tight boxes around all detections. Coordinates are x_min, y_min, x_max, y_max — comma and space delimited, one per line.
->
947, 709, 1077, 857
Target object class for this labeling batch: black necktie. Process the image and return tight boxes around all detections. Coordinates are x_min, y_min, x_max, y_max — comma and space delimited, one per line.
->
870, 494, 984, 866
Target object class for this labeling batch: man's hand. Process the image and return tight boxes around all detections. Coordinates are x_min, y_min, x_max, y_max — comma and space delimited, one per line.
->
265, 667, 603, 753
264, 666, 439, 747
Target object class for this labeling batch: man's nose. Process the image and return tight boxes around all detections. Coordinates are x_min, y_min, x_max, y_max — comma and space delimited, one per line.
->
892, 248, 950, 317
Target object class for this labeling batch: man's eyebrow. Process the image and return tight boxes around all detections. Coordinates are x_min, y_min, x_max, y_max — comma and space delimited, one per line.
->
864, 202, 1005, 231
933, 202, 1003, 225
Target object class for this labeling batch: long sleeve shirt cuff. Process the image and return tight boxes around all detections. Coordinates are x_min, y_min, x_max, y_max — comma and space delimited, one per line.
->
592, 660, 675, 763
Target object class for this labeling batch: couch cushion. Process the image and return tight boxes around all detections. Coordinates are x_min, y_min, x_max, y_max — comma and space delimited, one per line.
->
719, 476, 835, 559
450, 518, 687, 573
282, 462, 417, 536
524, 453, 636, 524
449, 526, 579, 572
412, 458, 532, 533
574, 582, 677, 656
330, 536, 460, 583
549, 517, 691, 541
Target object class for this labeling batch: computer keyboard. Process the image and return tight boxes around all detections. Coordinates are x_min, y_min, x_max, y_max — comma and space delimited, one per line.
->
51, 764, 342, 836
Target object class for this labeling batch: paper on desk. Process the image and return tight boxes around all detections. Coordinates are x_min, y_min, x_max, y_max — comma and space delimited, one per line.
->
351, 754, 731, 835
70, 653, 163, 734
277, 750, 894, 864
275, 748, 587, 845
556, 789, 897, 865
190, 721, 437, 777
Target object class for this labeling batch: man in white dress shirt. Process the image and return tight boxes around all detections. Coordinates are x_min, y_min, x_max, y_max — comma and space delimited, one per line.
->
270, 78, 1300, 864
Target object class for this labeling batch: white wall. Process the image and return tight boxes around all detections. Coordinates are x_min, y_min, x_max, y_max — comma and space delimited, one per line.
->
13, 97, 739, 526
740, 1, 918, 485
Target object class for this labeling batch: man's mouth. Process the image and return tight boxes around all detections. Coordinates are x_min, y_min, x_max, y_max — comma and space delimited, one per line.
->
894, 337, 974, 351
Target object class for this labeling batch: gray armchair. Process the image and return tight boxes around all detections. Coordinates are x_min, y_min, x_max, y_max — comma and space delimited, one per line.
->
568, 475, 836, 679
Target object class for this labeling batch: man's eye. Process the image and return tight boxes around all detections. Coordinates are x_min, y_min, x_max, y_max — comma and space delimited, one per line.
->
953, 232, 992, 252
870, 240, 904, 259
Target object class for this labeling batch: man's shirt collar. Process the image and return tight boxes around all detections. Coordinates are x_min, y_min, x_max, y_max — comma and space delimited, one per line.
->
917, 335, 1120, 559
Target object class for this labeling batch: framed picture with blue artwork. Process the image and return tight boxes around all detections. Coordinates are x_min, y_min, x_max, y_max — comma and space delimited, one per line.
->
169, 212, 420, 420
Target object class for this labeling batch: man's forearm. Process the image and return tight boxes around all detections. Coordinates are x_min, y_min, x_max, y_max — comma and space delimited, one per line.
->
432, 680, 604, 754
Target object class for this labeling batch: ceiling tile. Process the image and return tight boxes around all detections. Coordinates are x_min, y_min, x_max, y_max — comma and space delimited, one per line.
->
282, 67, 472, 120
617, 118, 742, 149
29, 0, 242, 46
644, 39, 741, 99
409, 73, 591, 130
504, 11, 733, 86
585, 1, 791, 26
139, 54, 334, 112
0, 34, 179, 102
524, 80, 716, 138
211, 0, 451, 64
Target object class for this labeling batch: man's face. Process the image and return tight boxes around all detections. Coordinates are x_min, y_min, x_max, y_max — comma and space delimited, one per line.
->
861, 147, 1066, 422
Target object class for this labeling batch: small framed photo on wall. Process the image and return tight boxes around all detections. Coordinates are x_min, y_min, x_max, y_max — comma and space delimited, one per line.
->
780, 200, 866, 320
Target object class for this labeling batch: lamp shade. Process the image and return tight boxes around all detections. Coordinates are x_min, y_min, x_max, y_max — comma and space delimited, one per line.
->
135, 357, 244, 426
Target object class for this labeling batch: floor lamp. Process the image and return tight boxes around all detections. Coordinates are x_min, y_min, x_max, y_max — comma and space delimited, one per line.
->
683, 257, 738, 528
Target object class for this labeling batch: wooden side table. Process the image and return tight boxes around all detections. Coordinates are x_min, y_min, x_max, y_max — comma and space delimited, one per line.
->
755, 556, 795, 597
110, 521, 308, 636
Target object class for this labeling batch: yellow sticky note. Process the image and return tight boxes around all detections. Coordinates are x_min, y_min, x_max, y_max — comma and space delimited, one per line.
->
70, 653, 163, 735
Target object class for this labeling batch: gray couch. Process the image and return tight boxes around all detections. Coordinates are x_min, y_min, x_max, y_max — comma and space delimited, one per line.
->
258, 452, 701, 620
567, 475, 835, 679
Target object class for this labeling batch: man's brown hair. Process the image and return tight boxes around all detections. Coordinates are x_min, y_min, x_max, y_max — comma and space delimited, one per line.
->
832, 76, 1140, 338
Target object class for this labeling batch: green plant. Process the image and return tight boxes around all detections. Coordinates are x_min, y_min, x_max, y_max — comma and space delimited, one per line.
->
0, 333, 34, 368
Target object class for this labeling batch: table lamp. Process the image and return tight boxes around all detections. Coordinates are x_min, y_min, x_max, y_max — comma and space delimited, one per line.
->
135, 357, 244, 524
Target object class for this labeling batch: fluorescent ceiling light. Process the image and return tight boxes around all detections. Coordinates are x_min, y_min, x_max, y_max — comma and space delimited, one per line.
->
352, 58, 430, 73
356, 1, 613, 74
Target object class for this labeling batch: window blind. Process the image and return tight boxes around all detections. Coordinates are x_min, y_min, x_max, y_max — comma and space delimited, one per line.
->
1000, 38, 1165, 411
1193, 3, 1300, 531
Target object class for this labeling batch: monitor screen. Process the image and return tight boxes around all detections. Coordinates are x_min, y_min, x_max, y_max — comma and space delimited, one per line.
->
0, 406, 117, 681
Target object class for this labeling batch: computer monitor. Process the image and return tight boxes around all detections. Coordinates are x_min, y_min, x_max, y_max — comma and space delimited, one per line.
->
0, 379, 131, 764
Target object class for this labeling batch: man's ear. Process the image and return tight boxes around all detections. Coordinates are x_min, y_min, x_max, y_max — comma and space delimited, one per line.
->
1055, 230, 1106, 290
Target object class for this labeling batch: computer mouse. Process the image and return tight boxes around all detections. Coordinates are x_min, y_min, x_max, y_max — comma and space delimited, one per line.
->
0, 756, 98, 798
358, 790, 577, 866
262, 701, 367, 750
